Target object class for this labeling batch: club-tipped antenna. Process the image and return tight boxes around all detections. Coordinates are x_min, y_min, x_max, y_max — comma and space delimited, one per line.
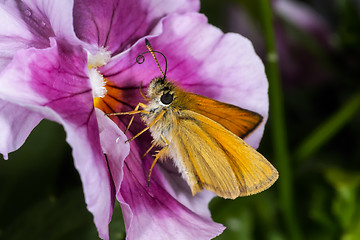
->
136, 39, 167, 80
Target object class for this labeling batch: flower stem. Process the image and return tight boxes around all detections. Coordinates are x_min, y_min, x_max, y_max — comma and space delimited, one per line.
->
259, 1, 302, 239
296, 91, 360, 161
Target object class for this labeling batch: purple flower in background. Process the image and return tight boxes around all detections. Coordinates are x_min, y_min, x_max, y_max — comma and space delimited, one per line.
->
227, 0, 332, 86
0, 0, 268, 239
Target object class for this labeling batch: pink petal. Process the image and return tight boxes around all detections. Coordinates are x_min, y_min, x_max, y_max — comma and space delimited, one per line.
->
156, 162, 217, 219
66, 109, 114, 240
96, 108, 130, 196
0, 39, 113, 239
0, 0, 80, 71
0, 100, 42, 159
118, 151, 225, 240
73, 0, 199, 55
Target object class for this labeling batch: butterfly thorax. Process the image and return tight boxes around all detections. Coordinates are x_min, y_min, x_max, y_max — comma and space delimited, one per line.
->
141, 77, 183, 146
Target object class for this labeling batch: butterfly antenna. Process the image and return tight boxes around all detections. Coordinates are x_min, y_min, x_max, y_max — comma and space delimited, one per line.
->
136, 39, 167, 80
145, 39, 165, 78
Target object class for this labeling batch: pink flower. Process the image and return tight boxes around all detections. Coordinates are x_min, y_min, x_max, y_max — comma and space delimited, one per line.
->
0, 0, 268, 239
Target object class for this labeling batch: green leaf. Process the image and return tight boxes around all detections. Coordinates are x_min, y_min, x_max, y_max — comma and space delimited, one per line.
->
325, 168, 360, 240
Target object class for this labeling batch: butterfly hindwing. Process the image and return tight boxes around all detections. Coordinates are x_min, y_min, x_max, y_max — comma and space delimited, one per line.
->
169, 110, 278, 199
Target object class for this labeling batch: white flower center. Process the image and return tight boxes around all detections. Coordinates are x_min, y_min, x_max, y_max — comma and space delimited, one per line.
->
88, 47, 112, 68
87, 47, 111, 98
89, 68, 107, 98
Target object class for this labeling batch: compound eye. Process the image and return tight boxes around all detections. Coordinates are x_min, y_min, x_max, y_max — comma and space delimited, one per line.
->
160, 92, 173, 105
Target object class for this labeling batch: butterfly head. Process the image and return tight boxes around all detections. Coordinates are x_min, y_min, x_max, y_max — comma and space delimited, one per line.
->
147, 77, 176, 106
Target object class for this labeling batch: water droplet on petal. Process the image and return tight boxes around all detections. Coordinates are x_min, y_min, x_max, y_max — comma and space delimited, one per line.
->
116, 137, 120, 143
40, 21, 46, 27
24, 9, 32, 17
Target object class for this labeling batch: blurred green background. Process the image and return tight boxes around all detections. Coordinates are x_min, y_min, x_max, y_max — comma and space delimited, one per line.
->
1, 0, 360, 239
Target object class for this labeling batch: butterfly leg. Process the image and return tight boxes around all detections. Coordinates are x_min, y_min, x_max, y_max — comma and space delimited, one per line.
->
106, 102, 148, 134
125, 102, 147, 134
125, 109, 166, 143
141, 141, 156, 159
139, 82, 150, 101
147, 135, 168, 187
125, 126, 150, 143
106, 102, 148, 116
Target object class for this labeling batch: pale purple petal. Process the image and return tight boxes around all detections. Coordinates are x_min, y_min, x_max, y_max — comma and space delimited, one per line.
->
0, 40, 113, 239
73, 0, 199, 55
101, 12, 268, 148
0, 3, 37, 71
96, 108, 130, 195
65, 109, 114, 240
157, 162, 217, 219
0, 0, 81, 71
0, 39, 88, 109
0, 100, 42, 159
118, 150, 225, 240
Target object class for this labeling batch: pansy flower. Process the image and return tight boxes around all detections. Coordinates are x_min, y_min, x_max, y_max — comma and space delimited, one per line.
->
0, 0, 268, 239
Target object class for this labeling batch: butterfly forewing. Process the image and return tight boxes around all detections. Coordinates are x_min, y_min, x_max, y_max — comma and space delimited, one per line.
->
170, 110, 278, 199
182, 92, 263, 138
196, 112, 279, 196
170, 114, 240, 198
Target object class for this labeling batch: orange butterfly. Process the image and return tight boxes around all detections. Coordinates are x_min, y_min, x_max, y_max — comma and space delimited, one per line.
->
108, 39, 278, 199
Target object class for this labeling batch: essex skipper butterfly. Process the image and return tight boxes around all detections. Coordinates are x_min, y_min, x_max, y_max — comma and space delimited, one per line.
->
108, 39, 278, 199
